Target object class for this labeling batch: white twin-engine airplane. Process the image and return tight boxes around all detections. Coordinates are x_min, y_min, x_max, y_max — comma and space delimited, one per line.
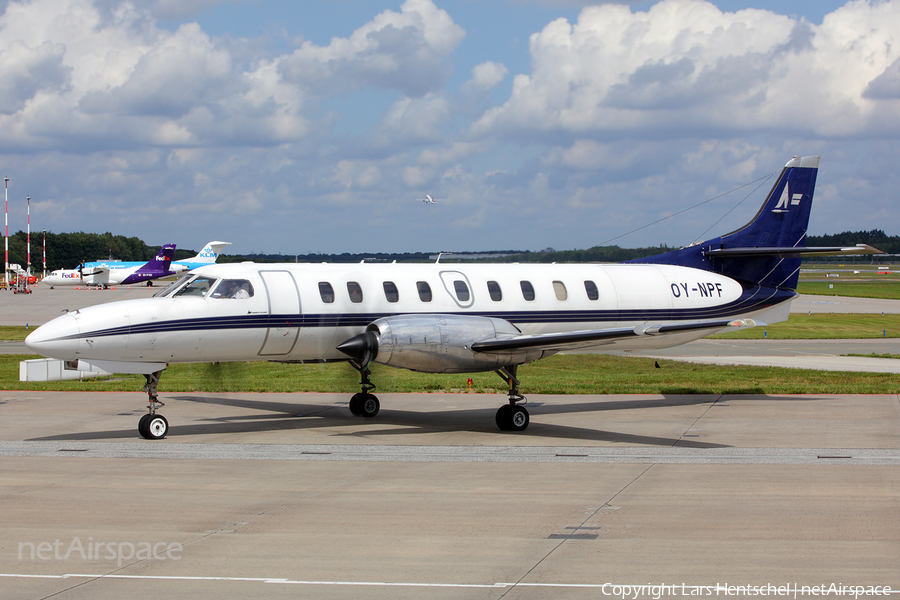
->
418, 194, 441, 204
26, 156, 881, 439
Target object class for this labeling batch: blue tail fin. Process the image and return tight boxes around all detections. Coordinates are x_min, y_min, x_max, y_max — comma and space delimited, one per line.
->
630, 156, 819, 290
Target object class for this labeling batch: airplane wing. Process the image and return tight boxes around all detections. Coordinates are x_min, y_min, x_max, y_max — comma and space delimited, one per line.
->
471, 318, 762, 354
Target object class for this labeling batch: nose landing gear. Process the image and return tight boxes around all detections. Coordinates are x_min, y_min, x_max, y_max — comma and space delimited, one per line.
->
138, 369, 168, 440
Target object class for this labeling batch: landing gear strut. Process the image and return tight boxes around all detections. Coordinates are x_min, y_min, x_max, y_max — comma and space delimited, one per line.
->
348, 361, 379, 418
494, 365, 529, 431
138, 369, 168, 439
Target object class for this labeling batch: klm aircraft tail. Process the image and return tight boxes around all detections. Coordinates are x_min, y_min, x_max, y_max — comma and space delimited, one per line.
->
187, 241, 231, 264
631, 156, 879, 290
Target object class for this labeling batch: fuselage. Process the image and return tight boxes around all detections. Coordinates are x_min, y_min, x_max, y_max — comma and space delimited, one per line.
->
26, 261, 794, 368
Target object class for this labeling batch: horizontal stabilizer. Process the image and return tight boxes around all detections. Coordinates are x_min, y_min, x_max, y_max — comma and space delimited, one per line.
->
471, 318, 762, 354
705, 244, 884, 258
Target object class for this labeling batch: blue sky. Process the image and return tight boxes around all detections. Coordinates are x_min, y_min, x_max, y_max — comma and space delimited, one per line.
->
1, 0, 898, 257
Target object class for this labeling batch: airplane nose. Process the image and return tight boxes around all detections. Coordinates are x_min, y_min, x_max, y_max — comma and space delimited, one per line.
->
25, 313, 81, 360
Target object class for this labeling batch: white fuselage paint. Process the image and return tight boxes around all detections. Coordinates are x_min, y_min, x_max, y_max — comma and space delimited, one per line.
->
27, 261, 790, 370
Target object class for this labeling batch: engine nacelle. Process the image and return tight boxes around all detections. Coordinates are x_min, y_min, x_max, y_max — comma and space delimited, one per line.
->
341, 314, 544, 373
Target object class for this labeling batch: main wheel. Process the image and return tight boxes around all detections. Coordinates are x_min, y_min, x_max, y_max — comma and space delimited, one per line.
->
508, 405, 529, 431
496, 404, 513, 430
141, 415, 168, 440
360, 394, 380, 418
349, 393, 366, 416
496, 404, 529, 431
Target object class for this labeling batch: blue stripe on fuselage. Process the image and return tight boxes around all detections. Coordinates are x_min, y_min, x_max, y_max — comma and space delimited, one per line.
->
62, 284, 795, 341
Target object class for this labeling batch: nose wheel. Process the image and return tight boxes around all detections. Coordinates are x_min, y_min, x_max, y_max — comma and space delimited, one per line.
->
138, 369, 168, 440
138, 413, 169, 439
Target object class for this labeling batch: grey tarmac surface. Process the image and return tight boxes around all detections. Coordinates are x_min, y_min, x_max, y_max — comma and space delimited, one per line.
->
0, 390, 898, 599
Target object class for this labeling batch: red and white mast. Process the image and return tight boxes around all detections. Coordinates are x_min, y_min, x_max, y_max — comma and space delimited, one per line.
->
26, 195, 31, 286
3, 177, 7, 285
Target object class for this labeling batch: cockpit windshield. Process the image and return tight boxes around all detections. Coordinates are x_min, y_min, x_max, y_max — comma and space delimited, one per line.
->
153, 273, 195, 297
173, 276, 217, 298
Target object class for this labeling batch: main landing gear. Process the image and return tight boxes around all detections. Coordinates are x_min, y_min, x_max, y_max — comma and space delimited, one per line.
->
494, 365, 529, 431
344, 360, 529, 432
138, 369, 168, 440
348, 360, 380, 418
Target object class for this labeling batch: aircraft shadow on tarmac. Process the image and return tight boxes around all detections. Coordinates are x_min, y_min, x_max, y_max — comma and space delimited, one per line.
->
24, 393, 823, 448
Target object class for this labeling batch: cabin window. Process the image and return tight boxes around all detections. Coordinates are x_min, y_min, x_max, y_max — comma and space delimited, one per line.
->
173, 276, 216, 298
553, 281, 567, 301
211, 279, 254, 299
318, 282, 335, 303
347, 281, 363, 303
584, 280, 599, 301
417, 281, 432, 302
383, 281, 399, 303
487, 280, 502, 301
520, 280, 535, 301
453, 280, 470, 302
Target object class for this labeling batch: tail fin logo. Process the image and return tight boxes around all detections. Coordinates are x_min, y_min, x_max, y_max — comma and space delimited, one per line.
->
773, 185, 804, 213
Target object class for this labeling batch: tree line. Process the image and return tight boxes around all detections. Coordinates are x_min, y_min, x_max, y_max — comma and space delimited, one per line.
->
3, 229, 899, 273
2, 231, 198, 272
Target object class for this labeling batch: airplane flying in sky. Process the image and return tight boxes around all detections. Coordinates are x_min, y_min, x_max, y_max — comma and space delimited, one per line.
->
25, 157, 882, 439
41, 241, 231, 287
42, 245, 177, 288
418, 194, 441, 204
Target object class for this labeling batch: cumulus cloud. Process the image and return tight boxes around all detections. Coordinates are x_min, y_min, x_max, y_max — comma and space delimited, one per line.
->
471, 0, 900, 142
277, 0, 465, 97
79, 23, 237, 118
865, 58, 900, 100
0, 40, 70, 113
1, 0, 899, 255
0, 0, 316, 151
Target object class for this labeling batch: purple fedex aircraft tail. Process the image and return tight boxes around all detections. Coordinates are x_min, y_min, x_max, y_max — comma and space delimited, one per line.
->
121, 244, 176, 285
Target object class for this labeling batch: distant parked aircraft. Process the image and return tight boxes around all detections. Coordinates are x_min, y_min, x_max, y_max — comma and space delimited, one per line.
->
42, 245, 177, 288
42, 241, 231, 287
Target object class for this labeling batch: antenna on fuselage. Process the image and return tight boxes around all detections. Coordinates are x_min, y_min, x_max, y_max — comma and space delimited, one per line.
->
435, 253, 443, 264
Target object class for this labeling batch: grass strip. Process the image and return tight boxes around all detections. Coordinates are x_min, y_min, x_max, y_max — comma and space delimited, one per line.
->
797, 281, 900, 299
710, 313, 900, 339
5, 353, 900, 395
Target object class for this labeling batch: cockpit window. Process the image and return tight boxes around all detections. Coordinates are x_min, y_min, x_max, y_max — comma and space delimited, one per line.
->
173, 276, 216, 298
211, 279, 254, 299
154, 273, 195, 297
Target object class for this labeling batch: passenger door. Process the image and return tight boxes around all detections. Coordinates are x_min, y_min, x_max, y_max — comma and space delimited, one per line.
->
258, 270, 301, 356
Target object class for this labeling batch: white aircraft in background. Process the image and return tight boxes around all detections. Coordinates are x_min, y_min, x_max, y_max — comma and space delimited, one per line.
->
418, 194, 441, 204
26, 156, 882, 440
